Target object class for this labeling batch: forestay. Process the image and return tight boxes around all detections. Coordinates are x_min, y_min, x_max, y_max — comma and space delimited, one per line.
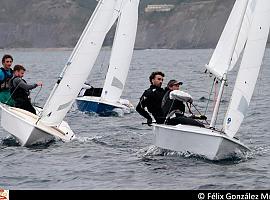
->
206, 0, 255, 80
224, 0, 270, 138
40, 0, 118, 126
101, 0, 139, 103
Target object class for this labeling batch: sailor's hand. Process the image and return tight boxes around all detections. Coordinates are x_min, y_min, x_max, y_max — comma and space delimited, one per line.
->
191, 114, 207, 120
147, 118, 152, 126
199, 115, 207, 120
37, 81, 43, 86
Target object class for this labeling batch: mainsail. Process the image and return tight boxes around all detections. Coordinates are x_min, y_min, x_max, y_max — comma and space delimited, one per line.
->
224, 0, 270, 138
101, 0, 139, 103
206, 0, 255, 80
40, 0, 118, 126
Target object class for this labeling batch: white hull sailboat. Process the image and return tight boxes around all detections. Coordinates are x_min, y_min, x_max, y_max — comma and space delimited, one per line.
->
0, 104, 74, 146
153, 0, 270, 160
154, 124, 250, 160
76, 0, 139, 116
0, 0, 124, 146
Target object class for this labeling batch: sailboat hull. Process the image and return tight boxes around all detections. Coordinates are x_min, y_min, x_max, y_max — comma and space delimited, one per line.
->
0, 104, 75, 146
76, 96, 134, 115
153, 124, 250, 160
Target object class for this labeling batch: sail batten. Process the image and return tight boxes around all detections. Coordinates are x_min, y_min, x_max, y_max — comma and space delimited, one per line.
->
224, 0, 270, 137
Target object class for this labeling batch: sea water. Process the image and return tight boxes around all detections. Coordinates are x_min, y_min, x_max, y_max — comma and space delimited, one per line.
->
0, 48, 270, 189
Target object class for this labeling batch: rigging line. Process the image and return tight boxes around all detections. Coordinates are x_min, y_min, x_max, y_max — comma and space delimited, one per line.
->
204, 77, 215, 116
164, 98, 177, 124
213, 79, 218, 112
191, 102, 201, 115
195, 0, 217, 118
186, 102, 193, 115
191, 102, 209, 125
32, 85, 42, 106
5, 79, 23, 104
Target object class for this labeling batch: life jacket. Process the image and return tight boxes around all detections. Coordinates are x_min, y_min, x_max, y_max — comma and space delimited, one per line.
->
0, 67, 13, 91
9, 76, 29, 102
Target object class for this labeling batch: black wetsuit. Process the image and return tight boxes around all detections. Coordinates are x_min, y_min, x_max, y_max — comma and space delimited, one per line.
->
9, 76, 38, 114
161, 88, 204, 127
136, 85, 166, 124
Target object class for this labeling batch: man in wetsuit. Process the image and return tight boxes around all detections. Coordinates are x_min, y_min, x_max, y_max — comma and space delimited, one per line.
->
161, 79, 185, 118
9, 65, 42, 114
136, 71, 166, 126
161, 79, 206, 127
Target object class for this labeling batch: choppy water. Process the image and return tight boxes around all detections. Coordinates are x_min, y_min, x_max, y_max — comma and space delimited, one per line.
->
0, 48, 270, 190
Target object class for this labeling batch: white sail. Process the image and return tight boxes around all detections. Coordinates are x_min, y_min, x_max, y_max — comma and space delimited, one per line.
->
101, 0, 139, 103
40, 0, 118, 126
230, 0, 257, 68
224, 0, 270, 138
107, 0, 125, 33
206, 0, 254, 80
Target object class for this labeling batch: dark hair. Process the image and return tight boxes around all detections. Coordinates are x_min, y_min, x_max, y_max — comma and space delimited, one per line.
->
2, 54, 13, 64
149, 71, 165, 84
13, 64, 26, 72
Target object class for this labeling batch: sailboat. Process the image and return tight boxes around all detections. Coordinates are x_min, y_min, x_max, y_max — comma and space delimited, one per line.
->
75, 0, 139, 116
152, 0, 270, 160
0, 0, 134, 146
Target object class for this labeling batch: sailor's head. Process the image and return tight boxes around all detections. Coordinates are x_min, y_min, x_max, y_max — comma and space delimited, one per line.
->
2, 54, 13, 70
167, 79, 183, 90
149, 71, 165, 87
13, 64, 26, 78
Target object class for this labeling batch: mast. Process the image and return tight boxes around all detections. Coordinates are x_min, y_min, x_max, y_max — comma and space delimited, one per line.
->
209, 0, 249, 128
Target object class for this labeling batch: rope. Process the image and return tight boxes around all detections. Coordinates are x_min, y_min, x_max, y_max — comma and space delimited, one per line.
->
191, 102, 209, 125
213, 79, 219, 112
32, 85, 42, 106
204, 77, 216, 116
191, 103, 201, 115
186, 102, 193, 115
4, 79, 23, 104
164, 98, 177, 124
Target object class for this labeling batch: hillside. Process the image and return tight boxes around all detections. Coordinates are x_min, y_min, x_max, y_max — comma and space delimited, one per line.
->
0, 0, 241, 49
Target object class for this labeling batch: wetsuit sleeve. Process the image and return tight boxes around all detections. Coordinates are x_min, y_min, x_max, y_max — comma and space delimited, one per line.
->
0, 71, 4, 81
14, 78, 38, 90
136, 92, 152, 120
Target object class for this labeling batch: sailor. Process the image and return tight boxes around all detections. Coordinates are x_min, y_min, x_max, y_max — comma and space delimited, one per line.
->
9, 65, 42, 114
136, 71, 166, 126
0, 54, 15, 106
161, 79, 185, 117
161, 79, 206, 127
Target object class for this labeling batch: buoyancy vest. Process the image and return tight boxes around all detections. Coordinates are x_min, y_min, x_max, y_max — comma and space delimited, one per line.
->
0, 68, 13, 91
9, 76, 29, 101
